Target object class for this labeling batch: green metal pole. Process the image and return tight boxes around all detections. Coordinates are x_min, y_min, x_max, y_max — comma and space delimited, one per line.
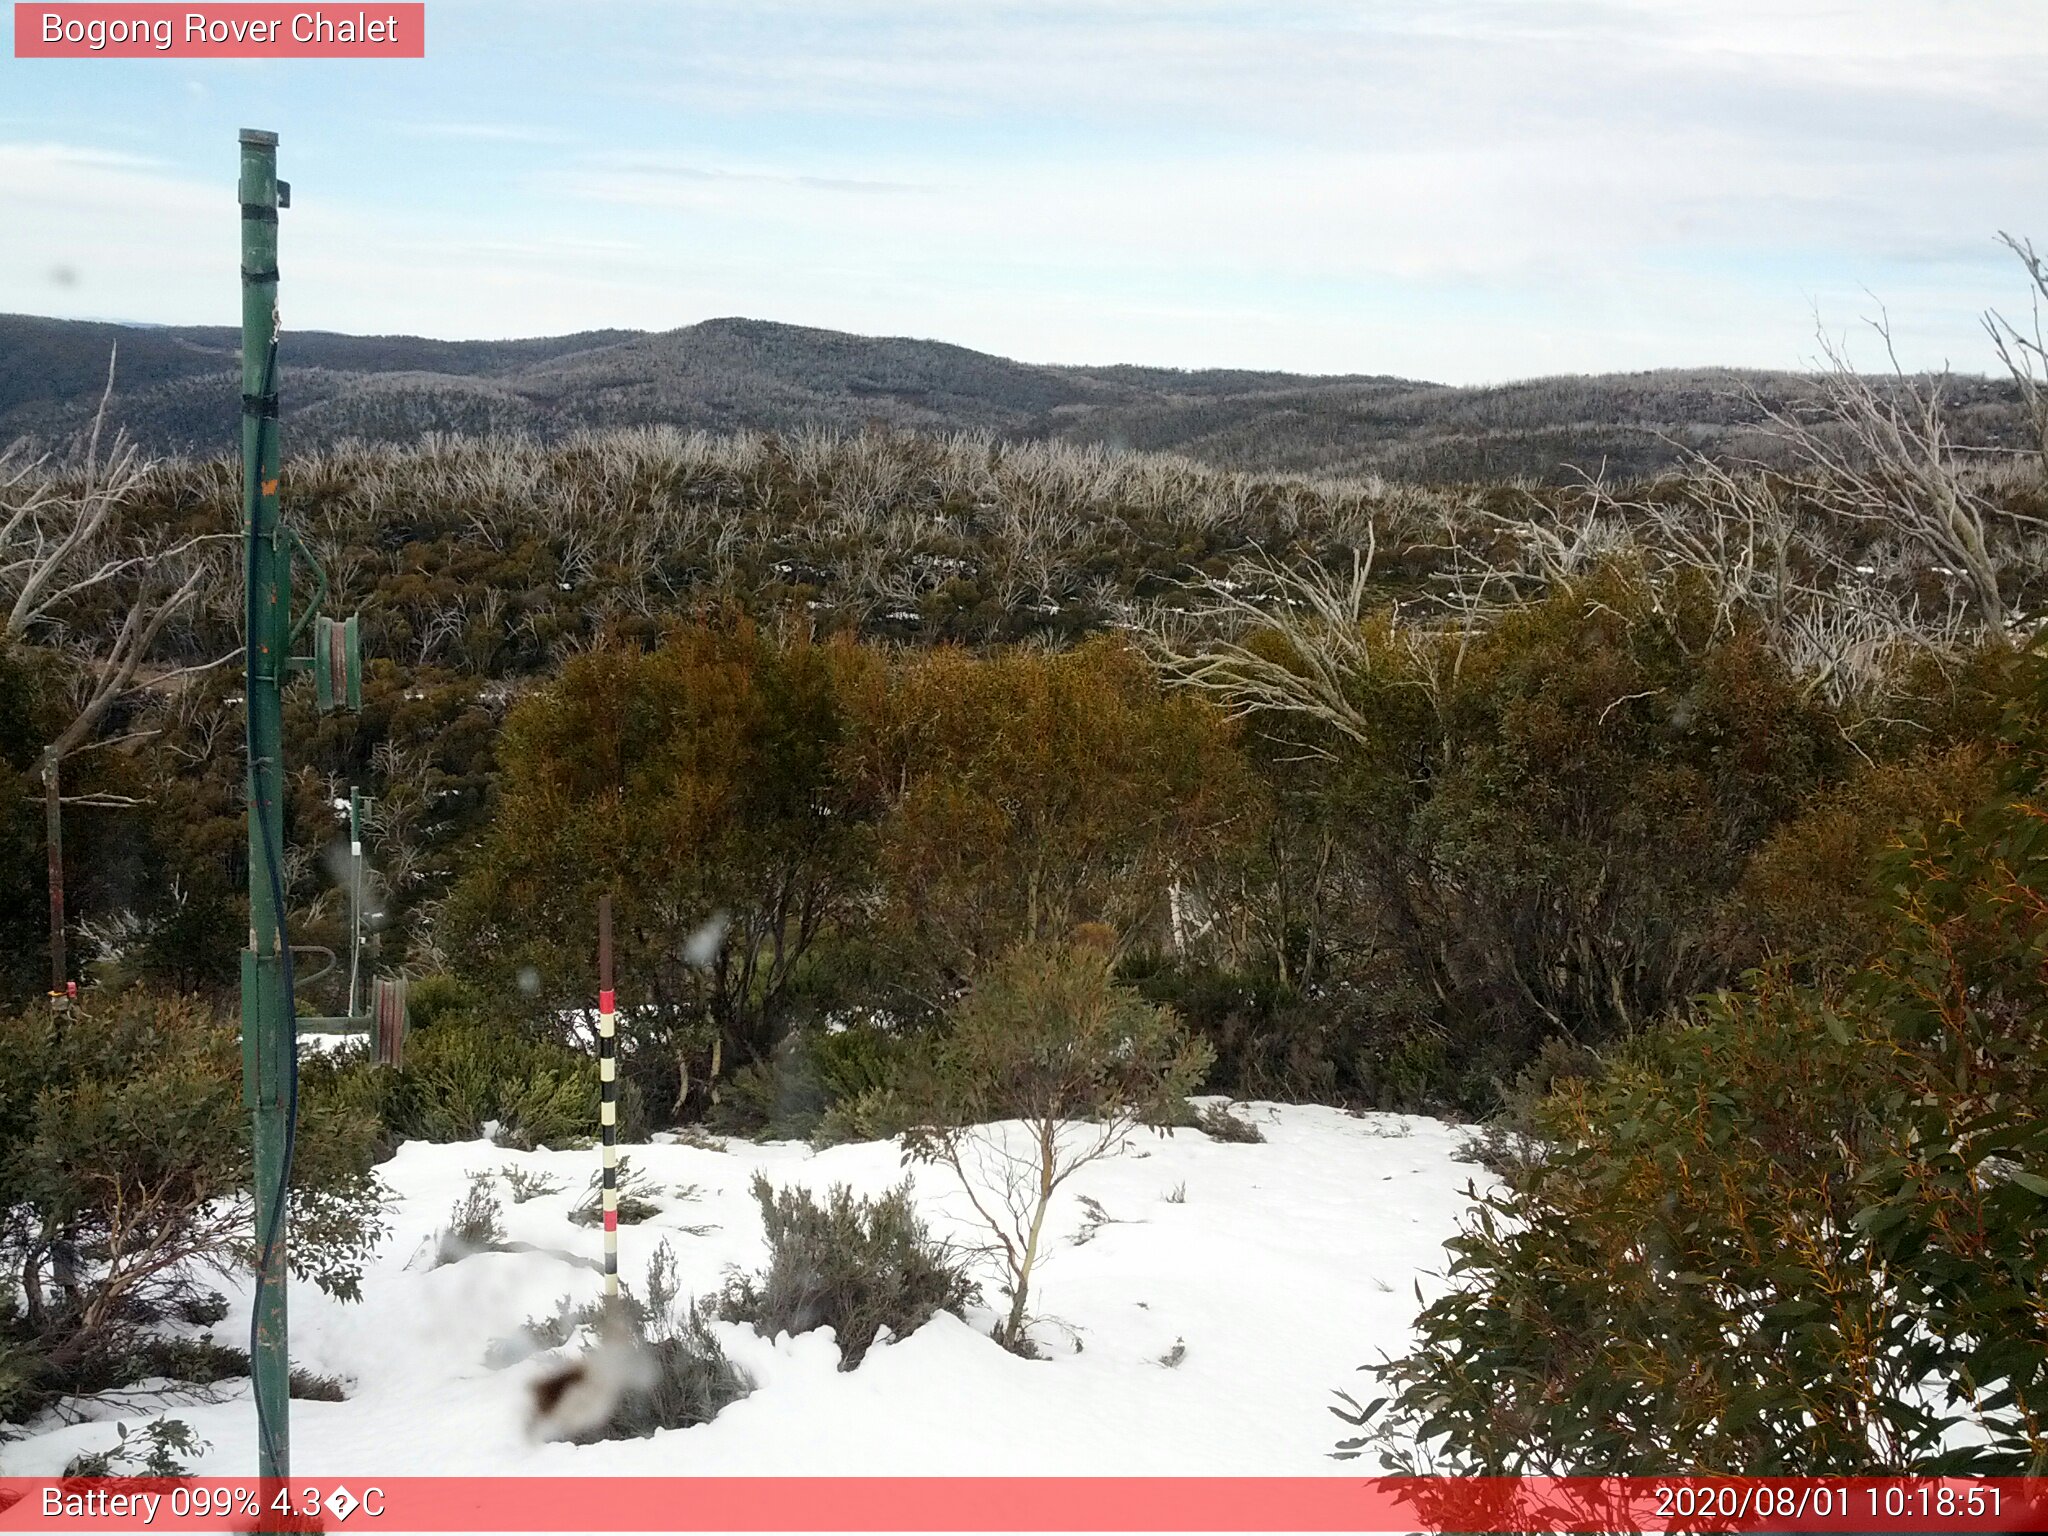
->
238, 126, 292, 1486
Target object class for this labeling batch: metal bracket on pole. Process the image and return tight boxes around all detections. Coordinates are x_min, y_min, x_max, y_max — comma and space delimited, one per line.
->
298, 976, 410, 1067
313, 614, 362, 713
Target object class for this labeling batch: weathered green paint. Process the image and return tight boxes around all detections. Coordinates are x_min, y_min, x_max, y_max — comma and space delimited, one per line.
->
237, 125, 292, 1485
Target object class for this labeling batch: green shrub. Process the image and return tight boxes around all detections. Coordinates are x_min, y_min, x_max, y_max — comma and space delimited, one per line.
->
296, 1048, 401, 1162
1348, 981, 1904, 1473
0, 1331, 37, 1422
554, 1243, 752, 1442
409, 1023, 604, 1149
404, 973, 481, 1030
1163, 565, 1852, 1115
1457, 1035, 1606, 1177
135, 1337, 246, 1387
861, 638, 1255, 996
1729, 741, 1996, 970
1191, 1101, 1265, 1144
812, 1084, 920, 1147
176, 1291, 229, 1326
331, 1013, 634, 1152
0, 986, 385, 1422
714, 1023, 916, 1141
608, 1307, 748, 1440
719, 1174, 978, 1368
434, 1172, 508, 1264
1127, 964, 1309, 1097
902, 938, 1211, 1352
142, 1335, 345, 1402
289, 1369, 350, 1401
500, 1165, 566, 1202
569, 1157, 661, 1227
1348, 663, 2048, 1474
809, 1026, 914, 1114
518, 1296, 579, 1355
63, 1418, 206, 1478
440, 622, 881, 1120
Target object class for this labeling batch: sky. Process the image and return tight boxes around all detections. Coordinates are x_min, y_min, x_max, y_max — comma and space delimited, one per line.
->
2, 0, 2044, 384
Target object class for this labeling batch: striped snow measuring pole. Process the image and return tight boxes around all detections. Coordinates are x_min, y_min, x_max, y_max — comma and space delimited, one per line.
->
597, 894, 620, 1299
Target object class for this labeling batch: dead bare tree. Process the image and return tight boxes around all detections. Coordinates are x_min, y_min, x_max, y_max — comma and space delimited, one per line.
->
1138, 536, 1385, 755
1986, 230, 2048, 472
0, 352, 228, 993
1460, 462, 1969, 706
1752, 312, 2045, 640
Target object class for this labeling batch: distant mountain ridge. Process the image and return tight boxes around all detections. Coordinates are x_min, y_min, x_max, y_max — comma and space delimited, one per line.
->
0, 312, 2026, 483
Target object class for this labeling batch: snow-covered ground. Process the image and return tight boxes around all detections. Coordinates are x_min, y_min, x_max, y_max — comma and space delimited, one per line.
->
3, 1102, 1484, 1477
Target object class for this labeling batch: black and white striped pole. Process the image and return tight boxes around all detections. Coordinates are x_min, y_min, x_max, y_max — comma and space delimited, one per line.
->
597, 894, 619, 1300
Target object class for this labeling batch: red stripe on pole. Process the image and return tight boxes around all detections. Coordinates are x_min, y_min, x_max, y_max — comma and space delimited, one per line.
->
599, 989, 615, 1014
602, 1210, 618, 1232
2, 1477, 2042, 1532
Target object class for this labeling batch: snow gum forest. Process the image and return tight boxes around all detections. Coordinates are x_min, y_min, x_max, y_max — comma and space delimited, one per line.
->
3, 247, 2048, 1479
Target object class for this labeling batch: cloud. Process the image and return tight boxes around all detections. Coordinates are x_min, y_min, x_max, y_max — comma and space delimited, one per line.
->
0, 143, 218, 308
0, 142, 173, 176
620, 0, 2048, 138
566, 158, 933, 203
3, 3, 2042, 380
401, 121, 574, 144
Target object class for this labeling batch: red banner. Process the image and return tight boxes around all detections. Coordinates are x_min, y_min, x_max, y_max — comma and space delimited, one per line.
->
12, 4, 424, 58
1, 1477, 2045, 1532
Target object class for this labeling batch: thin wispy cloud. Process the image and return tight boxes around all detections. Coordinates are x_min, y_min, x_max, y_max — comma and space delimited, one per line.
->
574, 159, 934, 198
2, 1, 2042, 380
402, 120, 574, 144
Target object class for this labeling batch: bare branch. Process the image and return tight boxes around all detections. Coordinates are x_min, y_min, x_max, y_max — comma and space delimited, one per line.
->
1136, 540, 1386, 751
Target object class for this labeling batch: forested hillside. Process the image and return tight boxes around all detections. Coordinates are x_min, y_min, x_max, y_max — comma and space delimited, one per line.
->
5, 311, 2029, 482
3, 403, 2041, 1094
